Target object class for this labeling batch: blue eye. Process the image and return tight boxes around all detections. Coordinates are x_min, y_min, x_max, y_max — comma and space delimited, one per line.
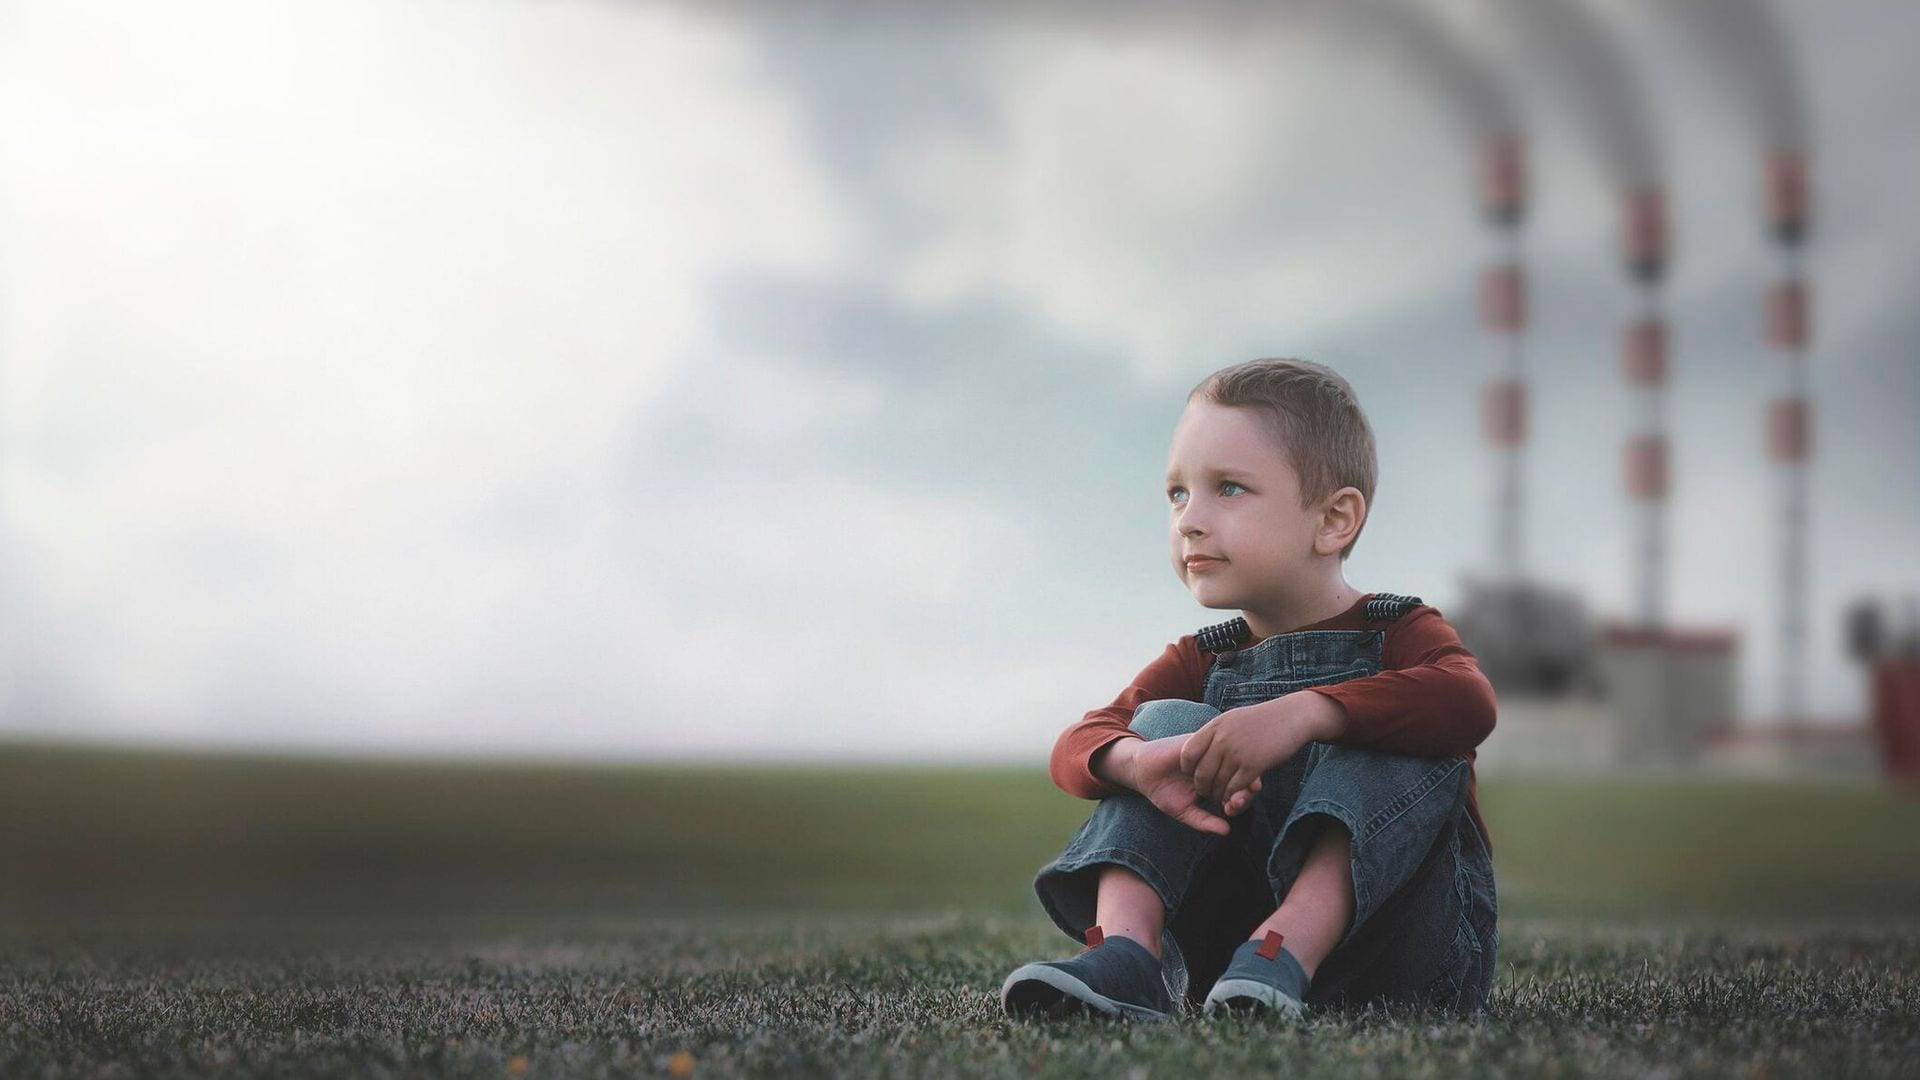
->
1168, 481, 1245, 505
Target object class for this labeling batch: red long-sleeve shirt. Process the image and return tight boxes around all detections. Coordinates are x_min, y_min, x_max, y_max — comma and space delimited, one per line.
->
1049, 595, 1497, 853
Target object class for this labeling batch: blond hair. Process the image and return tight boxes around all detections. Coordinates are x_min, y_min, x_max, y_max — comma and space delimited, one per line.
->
1189, 358, 1377, 559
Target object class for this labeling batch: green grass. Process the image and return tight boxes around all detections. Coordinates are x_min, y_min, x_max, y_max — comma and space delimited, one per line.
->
3, 742, 1919, 1077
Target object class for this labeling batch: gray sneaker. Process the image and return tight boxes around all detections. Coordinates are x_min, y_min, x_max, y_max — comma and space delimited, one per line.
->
1000, 926, 1177, 1021
1202, 930, 1310, 1019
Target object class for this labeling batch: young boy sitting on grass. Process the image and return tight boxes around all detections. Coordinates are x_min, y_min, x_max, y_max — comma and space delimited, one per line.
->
1001, 357, 1499, 1022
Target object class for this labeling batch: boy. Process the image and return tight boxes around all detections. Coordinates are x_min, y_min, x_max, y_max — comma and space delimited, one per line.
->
1001, 358, 1499, 1022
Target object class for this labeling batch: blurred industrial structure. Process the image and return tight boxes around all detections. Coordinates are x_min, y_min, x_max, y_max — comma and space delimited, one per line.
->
1848, 598, 1920, 782
1452, 579, 1741, 774
1439, 0, 1902, 782
1456, 576, 1901, 779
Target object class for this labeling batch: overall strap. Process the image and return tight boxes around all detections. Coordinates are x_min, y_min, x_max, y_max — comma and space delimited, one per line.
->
1195, 616, 1251, 654
1364, 593, 1424, 623
1197, 594, 1423, 652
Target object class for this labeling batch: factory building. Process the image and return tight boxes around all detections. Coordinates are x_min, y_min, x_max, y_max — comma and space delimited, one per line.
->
1452, 578, 1741, 774
1454, 577, 1903, 779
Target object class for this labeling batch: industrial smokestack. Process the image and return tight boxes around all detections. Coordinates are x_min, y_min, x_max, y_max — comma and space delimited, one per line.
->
1288, 0, 1532, 580
1468, 0, 1670, 625
1479, 135, 1529, 577
1766, 150, 1812, 721
1620, 185, 1670, 628
1631, 0, 1814, 721
1767, 149, 1810, 246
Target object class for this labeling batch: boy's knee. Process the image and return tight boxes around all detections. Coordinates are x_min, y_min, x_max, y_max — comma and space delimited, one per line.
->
1314, 745, 1470, 789
1128, 699, 1220, 740
1300, 747, 1471, 836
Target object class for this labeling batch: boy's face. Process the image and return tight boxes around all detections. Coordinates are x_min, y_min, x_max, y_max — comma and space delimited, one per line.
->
1164, 399, 1327, 612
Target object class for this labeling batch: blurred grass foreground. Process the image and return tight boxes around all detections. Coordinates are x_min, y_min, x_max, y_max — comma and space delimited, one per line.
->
5, 741, 1917, 927
4, 742, 1919, 1077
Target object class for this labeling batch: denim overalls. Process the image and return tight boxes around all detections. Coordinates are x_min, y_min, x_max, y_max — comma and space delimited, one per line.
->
1033, 602, 1499, 1015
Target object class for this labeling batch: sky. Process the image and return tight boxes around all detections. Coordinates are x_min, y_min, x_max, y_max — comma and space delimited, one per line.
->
0, 0, 1914, 761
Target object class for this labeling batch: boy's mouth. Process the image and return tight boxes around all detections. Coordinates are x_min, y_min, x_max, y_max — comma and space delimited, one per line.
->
1184, 556, 1226, 572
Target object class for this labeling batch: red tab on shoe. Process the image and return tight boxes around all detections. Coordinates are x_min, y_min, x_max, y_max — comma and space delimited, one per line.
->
1255, 929, 1285, 960
1081, 925, 1105, 952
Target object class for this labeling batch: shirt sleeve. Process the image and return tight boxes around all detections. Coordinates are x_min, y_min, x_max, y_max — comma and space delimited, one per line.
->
1309, 607, 1498, 757
1048, 638, 1210, 799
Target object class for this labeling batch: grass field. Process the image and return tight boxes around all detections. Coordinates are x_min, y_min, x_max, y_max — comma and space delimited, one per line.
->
3, 742, 1919, 1077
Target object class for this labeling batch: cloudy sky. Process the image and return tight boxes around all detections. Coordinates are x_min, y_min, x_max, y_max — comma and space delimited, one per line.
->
0, 0, 1913, 760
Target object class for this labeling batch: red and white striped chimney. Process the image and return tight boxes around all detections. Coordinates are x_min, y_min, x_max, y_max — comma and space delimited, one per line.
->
1620, 186, 1669, 628
1765, 150, 1812, 721
1479, 135, 1528, 578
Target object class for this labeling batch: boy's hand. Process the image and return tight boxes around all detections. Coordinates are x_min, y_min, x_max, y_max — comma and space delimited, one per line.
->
1129, 735, 1234, 836
1179, 691, 1347, 805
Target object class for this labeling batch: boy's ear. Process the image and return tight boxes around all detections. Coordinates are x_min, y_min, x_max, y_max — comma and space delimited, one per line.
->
1314, 486, 1367, 556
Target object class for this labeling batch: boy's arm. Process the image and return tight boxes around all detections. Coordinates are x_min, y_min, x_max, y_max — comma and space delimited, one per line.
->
1049, 638, 1211, 799
1306, 607, 1497, 757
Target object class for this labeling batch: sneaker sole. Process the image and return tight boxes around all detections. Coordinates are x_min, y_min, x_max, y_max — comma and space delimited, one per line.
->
1202, 978, 1307, 1019
999, 963, 1174, 1022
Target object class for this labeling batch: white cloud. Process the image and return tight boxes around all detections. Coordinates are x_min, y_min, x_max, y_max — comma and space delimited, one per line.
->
883, 21, 1478, 384
715, 360, 886, 443
0, 0, 858, 740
